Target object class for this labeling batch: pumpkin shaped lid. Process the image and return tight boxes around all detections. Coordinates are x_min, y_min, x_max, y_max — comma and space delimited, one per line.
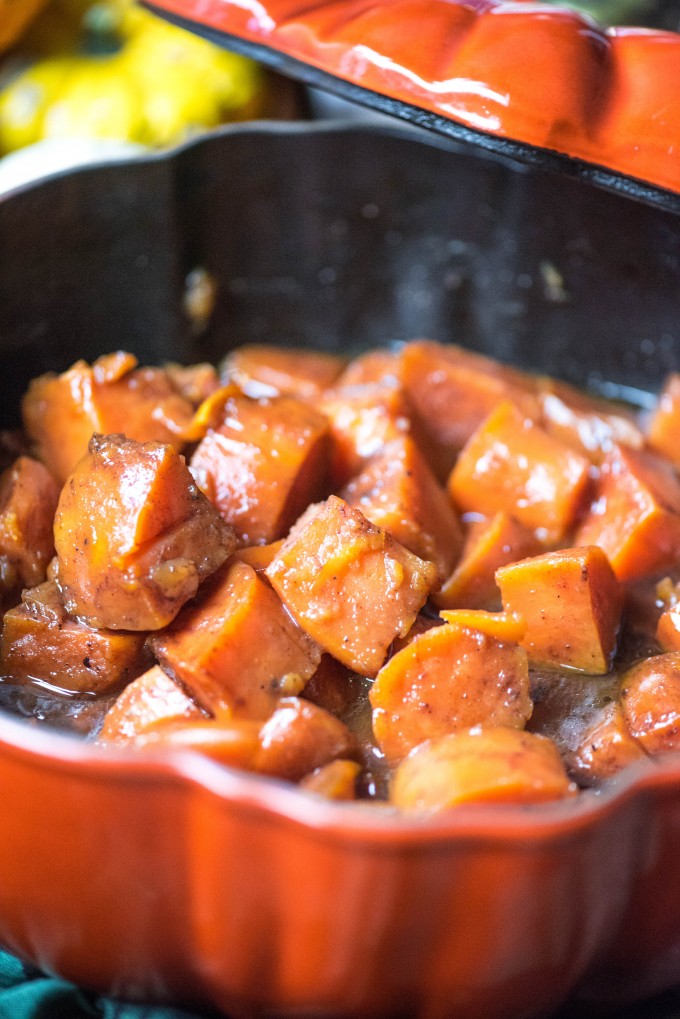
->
144, 0, 680, 209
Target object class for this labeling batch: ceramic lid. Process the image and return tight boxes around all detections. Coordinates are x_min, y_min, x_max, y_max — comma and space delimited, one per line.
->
143, 0, 680, 208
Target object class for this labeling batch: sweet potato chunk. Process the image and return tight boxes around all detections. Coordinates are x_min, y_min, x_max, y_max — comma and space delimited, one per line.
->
539, 377, 643, 463
335, 349, 400, 389
575, 445, 680, 582
100, 665, 203, 741
318, 383, 412, 488
223, 344, 344, 401
657, 606, 680, 652
54, 434, 235, 631
647, 373, 680, 469
190, 393, 329, 546
300, 759, 361, 800
399, 340, 541, 477
150, 561, 321, 718
621, 652, 680, 755
449, 401, 591, 543
1, 581, 150, 695
266, 496, 437, 677
370, 617, 532, 764
340, 435, 463, 583
22, 353, 196, 483
391, 727, 577, 812
0, 456, 60, 597
565, 702, 647, 786
434, 511, 541, 610
496, 546, 623, 674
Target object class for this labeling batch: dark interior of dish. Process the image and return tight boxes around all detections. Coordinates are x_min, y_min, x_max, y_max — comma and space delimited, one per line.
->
1, 122, 680, 792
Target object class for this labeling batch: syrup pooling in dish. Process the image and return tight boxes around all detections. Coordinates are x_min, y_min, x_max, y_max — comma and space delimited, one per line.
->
2, 340, 680, 812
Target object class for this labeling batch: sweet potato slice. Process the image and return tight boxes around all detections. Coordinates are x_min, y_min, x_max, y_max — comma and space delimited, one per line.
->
54, 433, 235, 631
434, 511, 541, 610
449, 401, 591, 544
496, 546, 623, 674
100, 665, 204, 741
318, 382, 412, 488
621, 652, 680, 755
539, 377, 643, 463
22, 353, 196, 483
190, 392, 330, 546
369, 616, 532, 764
266, 496, 437, 677
391, 727, 577, 812
340, 435, 463, 583
253, 696, 358, 781
647, 373, 680, 469
0, 456, 60, 597
575, 445, 680, 582
223, 344, 344, 401
1, 581, 151, 695
300, 759, 361, 800
565, 701, 647, 786
399, 340, 541, 478
150, 561, 321, 718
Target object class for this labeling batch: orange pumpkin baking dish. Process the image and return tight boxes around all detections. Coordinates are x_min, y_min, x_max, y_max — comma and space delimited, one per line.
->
146, 0, 680, 198
3, 122, 680, 1018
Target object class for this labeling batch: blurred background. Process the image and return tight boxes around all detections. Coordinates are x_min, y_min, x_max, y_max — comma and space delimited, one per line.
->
1, 0, 680, 194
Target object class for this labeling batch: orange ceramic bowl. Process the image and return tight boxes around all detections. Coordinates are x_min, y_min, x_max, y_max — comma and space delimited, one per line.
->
2, 123, 680, 1018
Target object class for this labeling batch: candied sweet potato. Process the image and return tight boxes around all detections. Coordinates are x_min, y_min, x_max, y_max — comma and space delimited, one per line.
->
1, 581, 151, 695
575, 445, 680, 582
449, 401, 591, 544
150, 561, 321, 718
496, 546, 623, 674
647, 373, 680, 470
391, 727, 577, 812
54, 434, 235, 631
621, 652, 680, 755
434, 511, 541, 610
340, 435, 463, 583
266, 496, 437, 677
190, 392, 330, 546
22, 353, 196, 483
0, 456, 60, 596
565, 701, 647, 786
100, 665, 203, 741
539, 378, 643, 462
300, 759, 361, 800
370, 616, 532, 764
399, 340, 541, 477
657, 605, 680, 652
223, 344, 344, 401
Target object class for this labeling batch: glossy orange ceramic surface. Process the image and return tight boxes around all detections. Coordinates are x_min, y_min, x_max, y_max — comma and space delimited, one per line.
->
145, 0, 680, 196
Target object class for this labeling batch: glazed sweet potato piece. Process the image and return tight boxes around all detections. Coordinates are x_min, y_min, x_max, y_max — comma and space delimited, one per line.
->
1, 581, 151, 695
391, 727, 577, 812
399, 340, 541, 478
575, 445, 680, 582
54, 433, 235, 631
340, 435, 463, 583
621, 652, 680, 755
370, 614, 532, 764
565, 702, 647, 786
22, 353, 196, 483
190, 392, 330, 546
163, 362, 220, 406
223, 344, 344, 401
229, 540, 285, 572
266, 496, 437, 677
128, 696, 357, 783
647, 373, 680, 469
99, 665, 204, 741
334, 349, 400, 389
449, 401, 591, 544
434, 511, 541, 610
318, 382, 412, 488
657, 605, 680, 652
496, 546, 623, 674
539, 377, 643, 463
0, 456, 60, 597
150, 561, 321, 718
253, 696, 358, 781
299, 759, 361, 800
